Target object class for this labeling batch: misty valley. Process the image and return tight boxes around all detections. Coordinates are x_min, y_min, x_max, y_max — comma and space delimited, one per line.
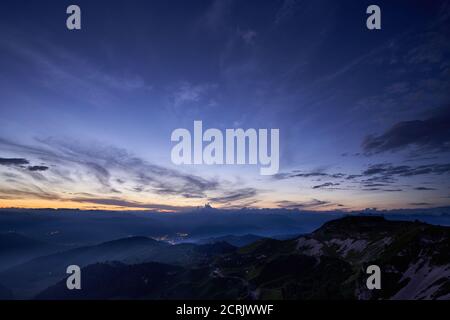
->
0, 207, 449, 300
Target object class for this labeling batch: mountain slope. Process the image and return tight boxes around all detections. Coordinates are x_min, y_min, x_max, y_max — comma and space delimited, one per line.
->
0, 232, 63, 271
36, 261, 247, 300
19, 216, 450, 300
294, 216, 450, 299
0, 236, 235, 299
212, 216, 450, 300
198, 234, 266, 247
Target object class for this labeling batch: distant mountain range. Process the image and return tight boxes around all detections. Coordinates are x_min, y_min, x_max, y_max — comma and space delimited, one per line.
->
1, 207, 448, 247
0, 236, 234, 299
2, 215, 446, 300
197, 234, 266, 247
0, 208, 345, 246
0, 232, 65, 271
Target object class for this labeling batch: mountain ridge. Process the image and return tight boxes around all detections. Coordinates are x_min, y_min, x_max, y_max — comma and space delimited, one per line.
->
34, 216, 450, 300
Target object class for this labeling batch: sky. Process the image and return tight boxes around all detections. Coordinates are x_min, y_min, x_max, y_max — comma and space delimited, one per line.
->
0, 0, 449, 211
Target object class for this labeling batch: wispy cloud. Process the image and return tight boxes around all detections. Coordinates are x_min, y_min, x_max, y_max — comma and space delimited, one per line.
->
0, 158, 29, 165
273, 170, 345, 180
172, 82, 218, 108
409, 202, 432, 206
362, 163, 450, 177
27, 166, 49, 172
208, 188, 258, 204
0, 34, 152, 109
312, 182, 340, 189
363, 106, 450, 155
70, 197, 190, 211
0, 157, 49, 172
0, 137, 255, 209
276, 198, 338, 210
414, 187, 436, 191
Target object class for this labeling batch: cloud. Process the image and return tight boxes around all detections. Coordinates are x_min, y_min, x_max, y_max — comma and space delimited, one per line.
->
0, 158, 29, 166
0, 34, 152, 110
276, 198, 335, 210
356, 163, 450, 193
312, 182, 340, 189
0, 186, 59, 201
0, 157, 49, 172
361, 175, 397, 184
294, 172, 328, 178
409, 202, 432, 206
414, 187, 436, 191
273, 162, 448, 196
274, 170, 345, 180
362, 107, 450, 154
362, 163, 450, 177
27, 166, 49, 171
362, 183, 388, 188
209, 188, 258, 204
70, 197, 189, 211
361, 188, 402, 192
362, 164, 409, 176
37, 137, 223, 198
0, 137, 231, 205
346, 174, 363, 180
171, 82, 218, 111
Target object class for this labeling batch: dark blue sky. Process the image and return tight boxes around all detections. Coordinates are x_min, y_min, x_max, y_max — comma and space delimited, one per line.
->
0, 0, 449, 211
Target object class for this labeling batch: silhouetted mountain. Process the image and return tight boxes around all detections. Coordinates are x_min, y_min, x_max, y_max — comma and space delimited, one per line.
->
37, 262, 183, 300
0, 210, 175, 246
34, 216, 450, 300
0, 236, 236, 299
198, 234, 265, 247
0, 232, 63, 271
1, 208, 448, 248
36, 261, 247, 300
192, 241, 236, 255
0, 209, 345, 246
215, 216, 450, 299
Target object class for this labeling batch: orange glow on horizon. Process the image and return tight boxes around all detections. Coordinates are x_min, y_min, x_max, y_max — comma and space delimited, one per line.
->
0, 197, 359, 212
0, 195, 431, 212
0, 199, 173, 211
